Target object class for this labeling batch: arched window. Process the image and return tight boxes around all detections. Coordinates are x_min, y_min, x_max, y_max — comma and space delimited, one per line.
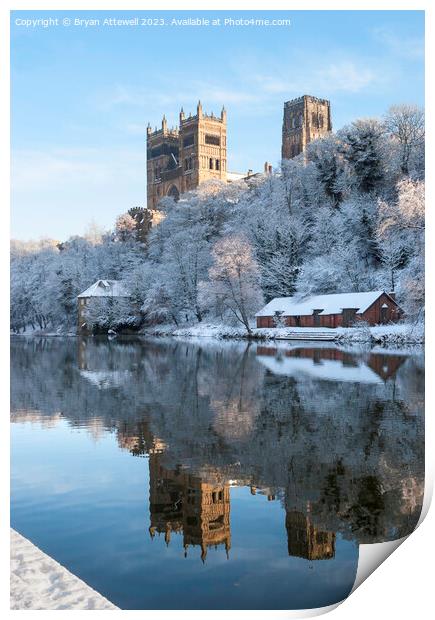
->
209, 158, 214, 170
215, 159, 220, 171
189, 157, 193, 170
167, 185, 180, 201
184, 158, 188, 170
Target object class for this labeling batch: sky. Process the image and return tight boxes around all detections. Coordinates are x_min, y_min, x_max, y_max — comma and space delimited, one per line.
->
10, 9, 424, 241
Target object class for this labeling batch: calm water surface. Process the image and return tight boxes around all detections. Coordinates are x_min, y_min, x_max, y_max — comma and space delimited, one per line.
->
10, 337, 424, 610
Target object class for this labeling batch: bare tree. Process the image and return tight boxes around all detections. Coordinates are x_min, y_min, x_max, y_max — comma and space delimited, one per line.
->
205, 235, 263, 335
376, 232, 403, 292
385, 104, 425, 176
378, 179, 425, 236
115, 213, 137, 242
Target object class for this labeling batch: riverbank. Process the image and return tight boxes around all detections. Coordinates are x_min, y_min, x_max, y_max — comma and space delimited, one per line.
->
141, 321, 424, 346
12, 321, 424, 346
10, 529, 118, 610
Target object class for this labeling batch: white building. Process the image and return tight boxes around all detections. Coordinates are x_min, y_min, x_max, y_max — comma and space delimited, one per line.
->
77, 280, 130, 334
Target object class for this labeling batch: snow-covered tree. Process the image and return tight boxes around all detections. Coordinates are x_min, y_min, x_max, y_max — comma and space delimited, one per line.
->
203, 235, 263, 334
378, 179, 424, 237
306, 135, 348, 208
384, 104, 425, 177
10, 103, 425, 333
339, 119, 385, 194
115, 213, 137, 242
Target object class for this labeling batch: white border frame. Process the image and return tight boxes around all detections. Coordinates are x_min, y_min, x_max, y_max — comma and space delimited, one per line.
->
2, 2, 432, 618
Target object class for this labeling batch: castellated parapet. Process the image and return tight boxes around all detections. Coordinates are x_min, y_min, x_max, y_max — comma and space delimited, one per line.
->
282, 95, 332, 160
147, 101, 227, 210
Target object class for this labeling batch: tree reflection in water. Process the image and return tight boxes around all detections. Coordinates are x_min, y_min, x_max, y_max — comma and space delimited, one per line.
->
11, 337, 424, 562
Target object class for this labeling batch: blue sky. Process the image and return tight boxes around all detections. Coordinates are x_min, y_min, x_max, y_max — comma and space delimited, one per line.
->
11, 10, 424, 241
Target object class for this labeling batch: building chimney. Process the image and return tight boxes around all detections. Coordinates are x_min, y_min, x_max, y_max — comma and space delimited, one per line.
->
388, 291, 396, 301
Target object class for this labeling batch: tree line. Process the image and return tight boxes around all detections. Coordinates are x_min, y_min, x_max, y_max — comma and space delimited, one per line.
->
10, 104, 424, 334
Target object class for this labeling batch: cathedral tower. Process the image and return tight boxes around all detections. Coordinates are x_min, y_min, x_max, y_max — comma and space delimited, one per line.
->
282, 95, 332, 160
285, 510, 335, 560
147, 102, 227, 210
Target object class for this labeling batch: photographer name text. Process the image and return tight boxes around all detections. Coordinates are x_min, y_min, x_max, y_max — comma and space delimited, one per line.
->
14, 16, 291, 29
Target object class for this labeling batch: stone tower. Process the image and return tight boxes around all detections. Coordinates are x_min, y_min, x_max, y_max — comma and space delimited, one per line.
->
282, 95, 332, 160
147, 102, 227, 210
147, 455, 231, 561
182, 476, 231, 562
285, 510, 335, 560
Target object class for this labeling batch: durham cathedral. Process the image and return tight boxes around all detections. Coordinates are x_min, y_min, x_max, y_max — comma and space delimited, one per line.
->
146, 94, 332, 211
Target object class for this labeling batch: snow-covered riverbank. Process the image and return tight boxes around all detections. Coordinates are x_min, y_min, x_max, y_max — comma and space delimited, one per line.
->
141, 321, 424, 346
11, 320, 424, 346
10, 529, 118, 610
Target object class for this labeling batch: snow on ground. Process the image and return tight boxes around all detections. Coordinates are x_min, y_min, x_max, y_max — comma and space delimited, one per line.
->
11, 325, 76, 337
10, 529, 118, 610
12, 320, 424, 345
141, 321, 424, 345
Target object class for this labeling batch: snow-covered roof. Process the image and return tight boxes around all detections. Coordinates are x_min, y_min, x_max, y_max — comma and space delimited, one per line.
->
226, 171, 248, 182
77, 280, 130, 298
255, 291, 391, 317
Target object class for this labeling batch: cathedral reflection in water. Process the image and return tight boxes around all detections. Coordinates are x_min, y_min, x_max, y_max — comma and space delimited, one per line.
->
119, 429, 337, 563
11, 336, 425, 609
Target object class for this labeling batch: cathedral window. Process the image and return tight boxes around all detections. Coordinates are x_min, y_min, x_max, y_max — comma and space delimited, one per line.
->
215, 159, 220, 170
183, 134, 194, 147
209, 158, 214, 170
205, 134, 220, 146
184, 157, 194, 171
151, 145, 163, 159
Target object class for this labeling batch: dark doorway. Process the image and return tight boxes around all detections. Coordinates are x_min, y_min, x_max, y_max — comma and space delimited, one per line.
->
342, 308, 357, 327
313, 309, 323, 327
167, 185, 180, 201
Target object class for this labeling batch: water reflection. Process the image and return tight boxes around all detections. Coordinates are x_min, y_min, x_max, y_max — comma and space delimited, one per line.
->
10, 336, 424, 609
148, 454, 231, 562
256, 345, 407, 383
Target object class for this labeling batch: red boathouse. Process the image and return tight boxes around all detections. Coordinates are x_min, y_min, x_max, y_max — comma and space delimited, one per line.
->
255, 291, 402, 329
